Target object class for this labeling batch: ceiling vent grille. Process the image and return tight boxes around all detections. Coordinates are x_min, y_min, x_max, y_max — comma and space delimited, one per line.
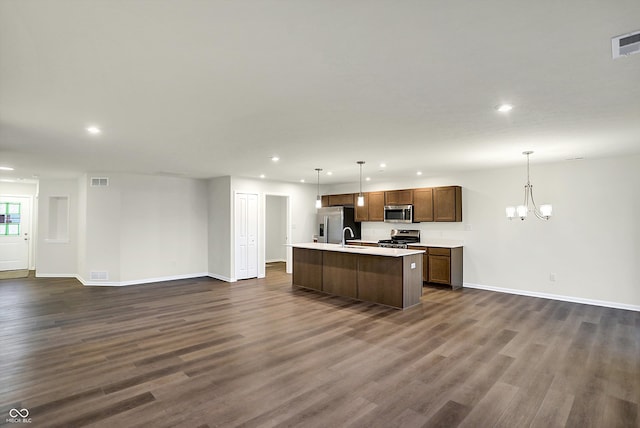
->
612, 30, 640, 59
90, 177, 109, 187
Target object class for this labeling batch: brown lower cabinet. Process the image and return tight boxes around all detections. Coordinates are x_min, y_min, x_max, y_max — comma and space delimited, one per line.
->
292, 247, 423, 309
408, 246, 463, 289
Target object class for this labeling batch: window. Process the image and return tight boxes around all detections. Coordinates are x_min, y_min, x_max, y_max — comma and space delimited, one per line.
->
0, 202, 21, 235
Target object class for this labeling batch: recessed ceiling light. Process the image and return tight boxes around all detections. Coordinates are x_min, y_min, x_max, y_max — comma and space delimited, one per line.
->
300, 179, 305, 183
365, 177, 371, 181
326, 171, 333, 176
496, 104, 513, 113
0, 166, 15, 171
259, 174, 265, 179
271, 156, 279, 162
379, 163, 386, 168
417, 171, 423, 176
87, 126, 101, 134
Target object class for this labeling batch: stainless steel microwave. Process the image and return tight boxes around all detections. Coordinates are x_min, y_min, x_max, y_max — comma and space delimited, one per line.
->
384, 205, 413, 223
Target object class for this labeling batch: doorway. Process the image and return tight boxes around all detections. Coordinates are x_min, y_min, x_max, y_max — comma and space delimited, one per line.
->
265, 194, 290, 276
0, 196, 32, 276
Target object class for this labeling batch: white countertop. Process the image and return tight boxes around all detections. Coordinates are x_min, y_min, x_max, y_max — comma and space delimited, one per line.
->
290, 242, 425, 257
346, 239, 464, 249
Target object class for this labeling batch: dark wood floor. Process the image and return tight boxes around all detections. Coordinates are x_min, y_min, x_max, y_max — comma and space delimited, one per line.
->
0, 264, 638, 427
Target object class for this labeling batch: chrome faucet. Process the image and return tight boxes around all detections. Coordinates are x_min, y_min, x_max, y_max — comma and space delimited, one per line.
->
342, 227, 355, 247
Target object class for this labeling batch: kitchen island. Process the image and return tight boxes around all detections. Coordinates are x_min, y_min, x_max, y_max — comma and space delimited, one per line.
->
290, 243, 425, 309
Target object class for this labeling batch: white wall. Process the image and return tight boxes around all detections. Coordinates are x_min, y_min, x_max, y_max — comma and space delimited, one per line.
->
77, 174, 87, 280
118, 174, 208, 283
81, 174, 122, 283
325, 155, 640, 309
208, 176, 232, 281
266, 195, 287, 262
36, 179, 78, 276
74, 173, 209, 285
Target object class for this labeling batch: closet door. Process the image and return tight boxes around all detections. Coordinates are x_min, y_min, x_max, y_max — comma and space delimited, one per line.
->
235, 193, 258, 280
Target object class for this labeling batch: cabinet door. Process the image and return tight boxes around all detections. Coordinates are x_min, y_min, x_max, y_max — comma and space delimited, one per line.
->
368, 192, 385, 221
321, 195, 329, 208
355, 193, 369, 221
385, 190, 413, 205
434, 186, 462, 222
423, 253, 428, 283
428, 255, 451, 284
413, 188, 434, 222
328, 193, 354, 206
408, 246, 428, 283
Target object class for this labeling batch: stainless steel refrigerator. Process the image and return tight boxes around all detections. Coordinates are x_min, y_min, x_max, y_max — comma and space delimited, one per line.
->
317, 206, 361, 244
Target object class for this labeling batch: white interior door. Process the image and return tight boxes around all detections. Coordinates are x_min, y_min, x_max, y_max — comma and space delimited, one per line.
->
235, 193, 258, 280
0, 197, 31, 271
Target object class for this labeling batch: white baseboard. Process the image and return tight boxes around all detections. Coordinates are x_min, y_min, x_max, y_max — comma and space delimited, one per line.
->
35, 273, 77, 278
208, 272, 236, 283
76, 272, 209, 287
463, 282, 640, 312
266, 259, 286, 264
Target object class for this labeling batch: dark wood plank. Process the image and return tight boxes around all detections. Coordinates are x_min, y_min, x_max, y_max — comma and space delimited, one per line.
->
357, 255, 403, 308
0, 262, 637, 427
322, 251, 358, 298
292, 247, 322, 290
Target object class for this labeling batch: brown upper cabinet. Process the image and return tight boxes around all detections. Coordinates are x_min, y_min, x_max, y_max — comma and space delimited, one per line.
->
385, 190, 413, 205
321, 186, 461, 222
368, 191, 384, 221
323, 193, 355, 207
354, 193, 369, 221
412, 188, 434, 222
355, 191, 384, 222
433, 186, 462, 222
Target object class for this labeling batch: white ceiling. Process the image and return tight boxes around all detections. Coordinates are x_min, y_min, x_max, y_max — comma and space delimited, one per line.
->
1, 1, 639, 185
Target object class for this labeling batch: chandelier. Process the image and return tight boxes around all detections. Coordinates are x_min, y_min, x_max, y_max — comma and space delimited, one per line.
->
506, 151, 552, 221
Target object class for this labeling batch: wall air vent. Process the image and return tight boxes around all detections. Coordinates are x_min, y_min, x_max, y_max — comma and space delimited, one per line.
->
89, 271, 109, 281
612, 30, 640, 59
90, 177, 109, 187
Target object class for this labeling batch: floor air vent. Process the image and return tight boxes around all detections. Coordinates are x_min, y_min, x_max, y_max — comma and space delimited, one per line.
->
612, 30, 640, 58
89, 271, 109, 281
91, 177, 109, 187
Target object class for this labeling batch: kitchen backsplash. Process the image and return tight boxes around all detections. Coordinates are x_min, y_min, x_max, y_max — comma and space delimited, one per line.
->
360, 222, 467, 242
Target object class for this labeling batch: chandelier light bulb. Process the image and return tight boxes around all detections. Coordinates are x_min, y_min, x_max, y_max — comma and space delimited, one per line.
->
540, 204, 553, 218
506, 206, 516, 219
516, 205, 528, 219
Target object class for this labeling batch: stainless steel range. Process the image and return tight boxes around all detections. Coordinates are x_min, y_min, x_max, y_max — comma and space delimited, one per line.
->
378, 229, 420, 249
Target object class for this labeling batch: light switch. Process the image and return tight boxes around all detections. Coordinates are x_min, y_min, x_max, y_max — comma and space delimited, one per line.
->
411, 262, 416, 269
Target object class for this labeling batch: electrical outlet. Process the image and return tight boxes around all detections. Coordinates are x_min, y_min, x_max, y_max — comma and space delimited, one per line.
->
464, 224, 472, 231
550, 273, 556, 282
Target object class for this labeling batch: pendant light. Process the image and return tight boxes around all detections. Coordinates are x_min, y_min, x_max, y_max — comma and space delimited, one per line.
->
506, 151, 552, 221
356, 161, 365, 206
315, 168, 323, 208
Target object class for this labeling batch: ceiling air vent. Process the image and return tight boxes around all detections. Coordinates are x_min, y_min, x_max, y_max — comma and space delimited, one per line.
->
612, 30, 640, 59
91, 177, 109, 187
